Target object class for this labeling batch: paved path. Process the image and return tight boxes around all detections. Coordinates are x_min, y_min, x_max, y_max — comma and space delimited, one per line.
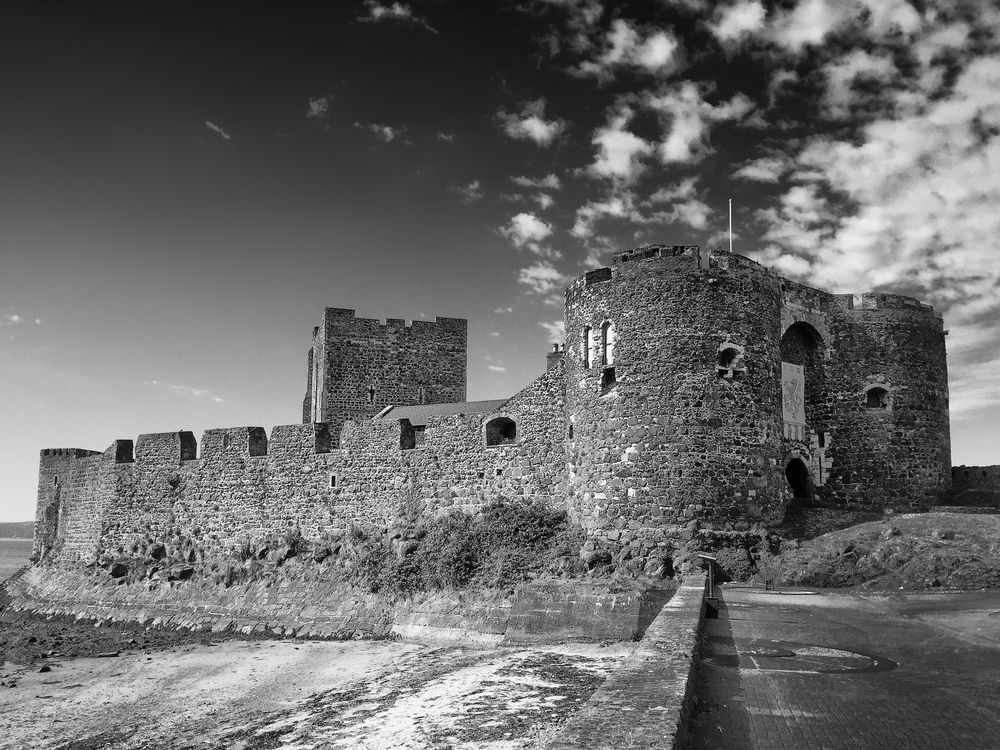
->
689, 586, 1000, 749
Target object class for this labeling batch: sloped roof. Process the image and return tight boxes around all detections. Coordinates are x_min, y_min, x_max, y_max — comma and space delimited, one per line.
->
377, 400, 508, 427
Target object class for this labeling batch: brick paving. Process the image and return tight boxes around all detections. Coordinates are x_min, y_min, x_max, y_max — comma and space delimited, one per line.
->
689, 586, 1000, 749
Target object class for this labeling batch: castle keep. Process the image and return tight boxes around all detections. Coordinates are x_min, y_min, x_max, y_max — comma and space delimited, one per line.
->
33, 246, 952, 572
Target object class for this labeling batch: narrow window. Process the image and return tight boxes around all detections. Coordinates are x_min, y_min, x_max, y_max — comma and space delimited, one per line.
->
330, 475, 337, 488
485, 417, 516, 447
601, 321, 615, 366
368, 384, 376, 404
582, 326, 591, 369
53, 476, 59, 486
223, 434, 231, 450
417, 386, 425, 404
568, 424, 574, 439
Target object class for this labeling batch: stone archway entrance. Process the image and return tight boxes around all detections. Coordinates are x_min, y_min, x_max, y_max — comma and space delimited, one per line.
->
785, 458, 812, 500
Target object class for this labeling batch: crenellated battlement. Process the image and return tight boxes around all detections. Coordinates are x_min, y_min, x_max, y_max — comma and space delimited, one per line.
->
40, 448, 101, 459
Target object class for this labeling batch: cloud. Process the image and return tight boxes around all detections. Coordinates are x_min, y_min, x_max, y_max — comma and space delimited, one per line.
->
512, 173, 562, 190
821, 50, 898, 118
571, 189, 640, 239
709, 0, 767, 44
769, 0, 856, 52
587, 106, 653, 182
752, 51, 1000, 412
204, 121, 231, 141
356, 122, 405, 142
646, 83, 756, 163
455, 180, 484, 203
487, 364, 507, 372
358, 1, 438, 33
647, 177, 713, 230
733, 156, 789, 182
539, 319, 566, 341
499, 212, 556, 257
577, 18, 681, 80
494, 306, 513, 314
518, 261, 571, 298
535, 193, 555, 209
148, 380, 224, 403
497, 99, 567, 147
306, 95, 332, 120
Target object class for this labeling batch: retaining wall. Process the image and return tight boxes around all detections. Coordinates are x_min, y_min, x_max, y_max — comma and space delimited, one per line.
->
545, 573, 707, 749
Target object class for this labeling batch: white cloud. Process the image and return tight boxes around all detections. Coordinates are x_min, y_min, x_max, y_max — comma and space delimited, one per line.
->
358, 1, 438, 33
357, 122, 405, 142
487, 364, 507, 372
769, 0, 856, 52
494, 306, 513, 314
535, 193, 555, 209
539, 319, 566, 341
498, 99, 567, 147
8, 314, 21, 324
647, 177, 713, 230
148, 380, 224, 403
518, 261, 570, 298
499, 212, 556, 257
204, 121, 231, 141
646, 83, 756, 163
857, 0, 921, 36
436, 132, 456, 142
577, 19, 681, 79
753, 52, 1000, 413
822, 50, 898, 118
512, 173, 562, 190
571, 191, 637, 238
587, 106, 653, 182
455, 180, 484, 203
709, 0, 767, 44
733, 156, 788, 182
306, 96, 331, 120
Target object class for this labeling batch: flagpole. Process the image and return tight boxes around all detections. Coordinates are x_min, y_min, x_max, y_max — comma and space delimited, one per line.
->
728, 198, 733, 253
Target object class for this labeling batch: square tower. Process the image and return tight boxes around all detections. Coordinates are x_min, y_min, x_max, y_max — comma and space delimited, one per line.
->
302, 308, 467, 441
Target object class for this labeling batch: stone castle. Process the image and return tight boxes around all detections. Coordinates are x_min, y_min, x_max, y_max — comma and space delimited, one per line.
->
33, 245, 952, 572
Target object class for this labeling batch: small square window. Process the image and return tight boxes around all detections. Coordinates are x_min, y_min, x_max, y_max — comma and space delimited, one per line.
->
601, 367, 616, 391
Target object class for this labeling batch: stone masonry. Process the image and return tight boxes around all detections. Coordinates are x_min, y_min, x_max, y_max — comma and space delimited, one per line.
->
33, 245, 952, 573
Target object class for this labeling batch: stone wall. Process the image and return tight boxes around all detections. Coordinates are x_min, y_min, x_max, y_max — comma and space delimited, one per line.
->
303, 308, 467, 440
40, 364, 566, 567
5, 565, 669, 646
950, 465, 1000, 505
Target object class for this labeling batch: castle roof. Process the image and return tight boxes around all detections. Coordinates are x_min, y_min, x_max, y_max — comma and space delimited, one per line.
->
377, 400, 508, 427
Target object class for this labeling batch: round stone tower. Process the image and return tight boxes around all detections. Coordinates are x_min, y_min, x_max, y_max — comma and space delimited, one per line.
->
563, 245, 788, 571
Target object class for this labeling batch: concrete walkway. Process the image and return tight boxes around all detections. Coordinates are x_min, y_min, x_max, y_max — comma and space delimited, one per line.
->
689, 585, 1000, 749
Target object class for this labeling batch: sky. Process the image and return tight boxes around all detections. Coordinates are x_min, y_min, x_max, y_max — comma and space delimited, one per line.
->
2, 0, 998, 521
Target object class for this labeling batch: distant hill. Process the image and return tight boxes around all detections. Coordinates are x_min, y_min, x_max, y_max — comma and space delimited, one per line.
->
0, 522, 33, 539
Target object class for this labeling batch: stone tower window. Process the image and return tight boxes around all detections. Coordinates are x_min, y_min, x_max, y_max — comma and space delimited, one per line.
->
368, 384, 376, 404
865, 386, 890, 410
601, 366, 616, 392
717, 344, 746, 380
582, 326, 591, 369
601, 321, 615, 366
485, 417, 516, 447
417, 386, 425, 404
330, 475, 337, 488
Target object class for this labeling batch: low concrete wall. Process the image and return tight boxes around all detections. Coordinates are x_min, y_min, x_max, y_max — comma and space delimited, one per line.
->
3, 565, 674, 645
545, 573, 707, 750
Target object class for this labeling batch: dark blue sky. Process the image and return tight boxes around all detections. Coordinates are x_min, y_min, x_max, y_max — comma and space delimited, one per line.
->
2, 0, 998, 520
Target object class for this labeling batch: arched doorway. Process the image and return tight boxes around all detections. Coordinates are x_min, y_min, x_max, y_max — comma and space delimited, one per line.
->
785, 458, 812, 500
